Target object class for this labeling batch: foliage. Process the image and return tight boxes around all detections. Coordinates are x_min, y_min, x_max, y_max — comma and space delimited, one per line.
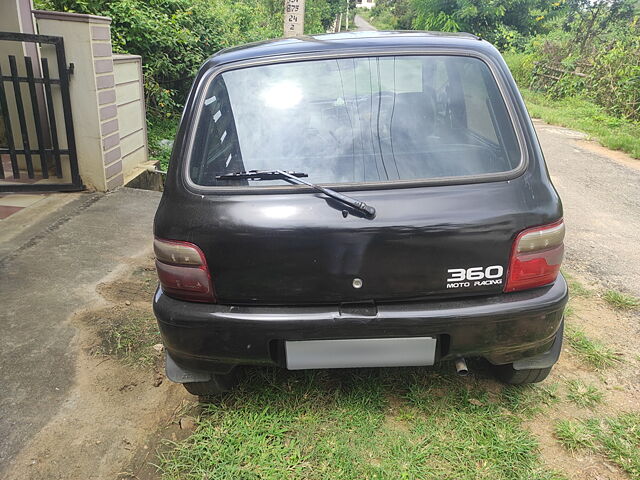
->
408, 0, 566, 50
147, 115, 178, 171
554, 418, 597, 450
519, 1, 640, 121
93, 306, 161, 367
502, 51, 537, 86
512, 86, 640, 159
34, 0, 344, 115
364, 0, 640, 124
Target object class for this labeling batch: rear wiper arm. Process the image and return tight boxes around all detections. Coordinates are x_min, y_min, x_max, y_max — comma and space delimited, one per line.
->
216, 170, 376, 218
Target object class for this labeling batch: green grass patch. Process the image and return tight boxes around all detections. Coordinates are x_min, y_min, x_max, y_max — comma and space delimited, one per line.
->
501, 383, 559, 417
95, 309, 161, 367
554, 419, 596, 451
158, 368, 563, 479
561, 271, 591, 298
555, 414, 640, 478
147, 114, 179, 172
520, 88, 640, 160
565, 380, 603, 409
564, 325, 619, 370
603, 290, 640, 311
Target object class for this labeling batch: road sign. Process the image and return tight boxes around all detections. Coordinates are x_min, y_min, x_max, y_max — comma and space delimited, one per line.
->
284, 0, 305, 37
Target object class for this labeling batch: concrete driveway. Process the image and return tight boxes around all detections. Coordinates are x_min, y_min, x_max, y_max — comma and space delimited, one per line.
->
0, 188, 161, 474
354, 14, 377, 31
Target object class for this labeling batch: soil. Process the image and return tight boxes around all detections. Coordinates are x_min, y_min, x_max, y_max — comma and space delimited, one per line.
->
523, 270, 640, 480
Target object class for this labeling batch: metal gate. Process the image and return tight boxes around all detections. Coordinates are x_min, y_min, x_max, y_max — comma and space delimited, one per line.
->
0, 32, 83, 192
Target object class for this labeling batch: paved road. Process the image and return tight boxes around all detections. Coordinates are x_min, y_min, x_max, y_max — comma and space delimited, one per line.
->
0, 188, 161, 474
354, 14, 377, 31
534, 121, 640, 296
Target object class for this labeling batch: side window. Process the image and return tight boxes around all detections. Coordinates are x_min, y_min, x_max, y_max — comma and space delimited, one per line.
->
190, 77, 246, 186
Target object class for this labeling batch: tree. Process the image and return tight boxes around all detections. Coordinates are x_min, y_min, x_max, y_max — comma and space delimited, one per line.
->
410, 0, 565, 49
562, 0, 637, 53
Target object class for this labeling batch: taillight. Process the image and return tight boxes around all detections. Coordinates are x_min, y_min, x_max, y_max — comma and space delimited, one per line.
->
154, 238, 216, 302
504, 220, 565, 292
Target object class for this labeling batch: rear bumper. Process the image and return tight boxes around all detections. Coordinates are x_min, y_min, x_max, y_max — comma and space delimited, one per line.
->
154, 275, 568, 374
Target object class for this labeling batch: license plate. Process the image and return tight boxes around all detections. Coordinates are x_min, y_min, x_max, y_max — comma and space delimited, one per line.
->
285, 337, 437, 370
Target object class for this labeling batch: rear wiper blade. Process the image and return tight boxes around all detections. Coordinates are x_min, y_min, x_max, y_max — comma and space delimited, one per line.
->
217, 170, 376, 218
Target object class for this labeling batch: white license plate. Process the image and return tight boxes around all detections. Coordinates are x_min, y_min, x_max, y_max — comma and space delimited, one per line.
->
285, 337, 437, 370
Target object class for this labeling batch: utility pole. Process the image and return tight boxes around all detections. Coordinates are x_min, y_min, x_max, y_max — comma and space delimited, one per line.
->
345, 0, 349, 30
284, 0, 305, 37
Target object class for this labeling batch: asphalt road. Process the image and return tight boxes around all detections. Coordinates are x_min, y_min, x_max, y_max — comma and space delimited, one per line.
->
534, 120, 640, 296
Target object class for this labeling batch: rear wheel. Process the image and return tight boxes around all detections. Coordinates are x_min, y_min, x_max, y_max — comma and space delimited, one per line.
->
182, 370, 238, 397
493, 364, 552, 385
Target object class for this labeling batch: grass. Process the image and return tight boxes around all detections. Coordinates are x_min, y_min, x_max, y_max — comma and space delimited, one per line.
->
564, 324, 619, 370
95, 310, 161, 367
603, 290, 640, 311
563, 304, 575, 318
147, 114, 179, 171
554, 419, 596, 451
555, 414, 640, 478
519, 88, 640, 159
561, 271, 591, 298
565, 380, 603, 409
501, 383, 559, 417
157, 367, 564, 480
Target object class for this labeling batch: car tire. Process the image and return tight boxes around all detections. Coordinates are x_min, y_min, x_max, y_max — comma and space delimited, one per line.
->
182, 370, 237, 397
494, 364, 552, 385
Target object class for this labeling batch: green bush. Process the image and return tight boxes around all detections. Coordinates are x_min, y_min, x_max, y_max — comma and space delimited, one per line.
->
502, 51, 535, 86
588, 33, 640, 120
520, 9, 640, 121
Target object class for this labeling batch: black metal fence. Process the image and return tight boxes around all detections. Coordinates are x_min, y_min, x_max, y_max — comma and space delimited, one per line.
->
0, 31, 83, 192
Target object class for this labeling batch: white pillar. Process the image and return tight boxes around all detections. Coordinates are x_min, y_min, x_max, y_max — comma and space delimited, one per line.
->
33, 10, 123, 191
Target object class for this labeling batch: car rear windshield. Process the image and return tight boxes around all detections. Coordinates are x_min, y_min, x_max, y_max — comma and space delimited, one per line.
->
188, 55, 522, 188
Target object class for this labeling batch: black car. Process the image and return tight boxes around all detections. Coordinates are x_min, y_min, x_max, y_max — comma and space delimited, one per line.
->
153, 31, 567, 395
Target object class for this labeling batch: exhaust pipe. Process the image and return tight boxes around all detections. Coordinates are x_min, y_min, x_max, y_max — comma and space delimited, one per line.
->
454, 358, 469, 376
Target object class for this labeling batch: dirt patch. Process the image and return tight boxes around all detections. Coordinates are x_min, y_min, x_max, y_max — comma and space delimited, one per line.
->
5, 255, 190, 480
383, 394, 412, 433
523, 268, 640, 480
97, 263, 158, 305
527, 415, 627, 480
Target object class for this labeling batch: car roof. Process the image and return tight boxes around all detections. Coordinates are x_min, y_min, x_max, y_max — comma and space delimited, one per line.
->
203, 31, 496, 68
